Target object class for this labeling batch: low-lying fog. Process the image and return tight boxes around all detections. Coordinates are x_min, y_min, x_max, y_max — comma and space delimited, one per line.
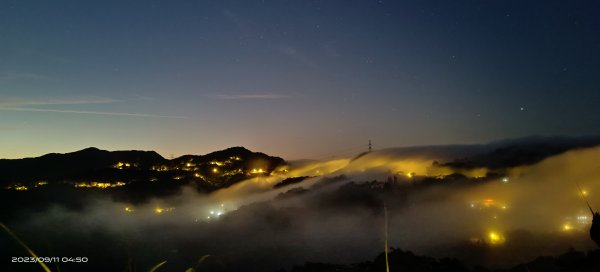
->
3, 145, 600, 272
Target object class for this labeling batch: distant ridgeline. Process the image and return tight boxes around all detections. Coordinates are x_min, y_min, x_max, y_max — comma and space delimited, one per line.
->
0, 147, 286, 192
438, 136, 600, 172
3, 136, 600, 195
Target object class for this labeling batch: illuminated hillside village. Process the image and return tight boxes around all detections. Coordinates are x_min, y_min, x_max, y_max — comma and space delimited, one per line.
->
1, 146, 285, 192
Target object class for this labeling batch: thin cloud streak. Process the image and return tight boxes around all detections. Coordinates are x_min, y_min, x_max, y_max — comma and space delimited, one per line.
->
211, 94, 292, 100
0, 97, 119, 107
0, 107, 187, 119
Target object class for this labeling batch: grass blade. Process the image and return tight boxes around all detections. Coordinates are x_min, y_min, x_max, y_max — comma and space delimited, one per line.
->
147, 260, 167, 272
186, 254, 214, 272
384, 204, 390, 272
1, 222, 53, 272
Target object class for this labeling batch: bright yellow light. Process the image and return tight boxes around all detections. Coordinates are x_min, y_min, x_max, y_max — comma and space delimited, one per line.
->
484, 198, 494, 204
562, 224, 573, 231
581, 190, 589, 196
96, 182, 110, 188
154, 207, 174, 214
406, 172, 413, 178
489, 232, 499, 242
212, 168, 219, 173
488, 231, 505, 245
124, 207, 135, 212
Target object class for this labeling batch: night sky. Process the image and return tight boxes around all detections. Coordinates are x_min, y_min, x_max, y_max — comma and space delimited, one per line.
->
1, 0, 599, 159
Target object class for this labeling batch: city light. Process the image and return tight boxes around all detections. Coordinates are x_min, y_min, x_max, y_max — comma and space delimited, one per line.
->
487, 231, 505, 245
14, 186, 28, 191
74, 181, 126, 189
154, 207, 175, 214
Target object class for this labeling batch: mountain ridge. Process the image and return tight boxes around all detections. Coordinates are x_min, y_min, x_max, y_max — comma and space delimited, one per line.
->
0, 146, 286, 189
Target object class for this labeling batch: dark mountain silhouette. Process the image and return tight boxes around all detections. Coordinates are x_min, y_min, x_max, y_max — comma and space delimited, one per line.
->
441, 135, 600, 170
0, 146, 286, 190
0, 147, 167, 183
169, 146, 287, 189
173, 146, 285, 174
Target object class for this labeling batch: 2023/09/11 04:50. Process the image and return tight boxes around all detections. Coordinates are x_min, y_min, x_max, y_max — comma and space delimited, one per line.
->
12, 257, 88, 263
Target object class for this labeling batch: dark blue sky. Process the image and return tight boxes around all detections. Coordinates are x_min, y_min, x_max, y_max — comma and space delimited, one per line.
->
1, 0, 599, 159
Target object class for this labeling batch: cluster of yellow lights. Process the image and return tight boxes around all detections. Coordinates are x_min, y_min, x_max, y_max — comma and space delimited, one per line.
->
124, 207, 135, 212
576, 215, 591, 225
75, 181, 126, 188
250, 168, 265, 174
222, 169, 244, 176
151, 165, 170, 171
114, 162, 133, 169
7, 181, 50, 191
207, 205, 227, 220
150, 157, 243, 174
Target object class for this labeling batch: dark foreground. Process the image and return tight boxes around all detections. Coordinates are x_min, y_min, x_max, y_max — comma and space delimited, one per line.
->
288, 248, 600, 272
